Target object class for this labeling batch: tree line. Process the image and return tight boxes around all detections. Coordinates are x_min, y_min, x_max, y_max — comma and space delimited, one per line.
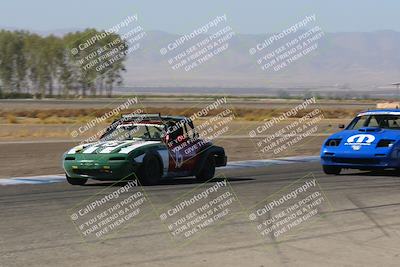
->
0, 29, 128, 98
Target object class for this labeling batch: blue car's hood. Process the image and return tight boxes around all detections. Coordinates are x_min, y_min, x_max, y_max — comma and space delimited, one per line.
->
326, 127, 400, 151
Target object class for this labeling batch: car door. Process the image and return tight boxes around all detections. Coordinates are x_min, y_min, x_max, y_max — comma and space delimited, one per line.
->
166, 120, 198, 175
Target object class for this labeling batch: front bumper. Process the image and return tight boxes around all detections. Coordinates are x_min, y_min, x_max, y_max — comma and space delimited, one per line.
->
320, 147, 400, 169
64, 159, 140, 180
321, 156, 393, 169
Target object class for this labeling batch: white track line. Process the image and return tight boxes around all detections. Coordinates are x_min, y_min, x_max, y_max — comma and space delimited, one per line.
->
0, 175, 66, 185
0, 135, 329, 145
221, 156, 319, 169
0, 156, 319, 186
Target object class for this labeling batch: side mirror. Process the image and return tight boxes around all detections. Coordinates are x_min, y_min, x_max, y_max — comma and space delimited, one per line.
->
338, 124, 345, 129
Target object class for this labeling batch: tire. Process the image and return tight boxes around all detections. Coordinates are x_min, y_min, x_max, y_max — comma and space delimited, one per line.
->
140, 153, 162, 185
66, 175, 87, 185
196, 155, 216, 182
322, 165, 341, 175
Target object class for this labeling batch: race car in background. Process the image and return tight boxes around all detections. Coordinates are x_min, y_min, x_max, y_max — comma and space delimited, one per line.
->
63, 114, 227, 185
321, 109, 400, 175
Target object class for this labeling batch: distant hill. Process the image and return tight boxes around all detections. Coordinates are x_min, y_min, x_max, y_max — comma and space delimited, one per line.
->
121, 30, 400, 90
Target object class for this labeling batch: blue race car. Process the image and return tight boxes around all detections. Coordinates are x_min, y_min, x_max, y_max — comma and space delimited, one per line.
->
321, 109, 400, 175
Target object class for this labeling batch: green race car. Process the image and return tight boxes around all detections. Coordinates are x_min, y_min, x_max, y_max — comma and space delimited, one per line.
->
63, 114, 227, 185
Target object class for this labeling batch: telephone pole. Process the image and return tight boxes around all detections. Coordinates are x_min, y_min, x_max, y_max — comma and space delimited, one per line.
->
392, 82, 400, 101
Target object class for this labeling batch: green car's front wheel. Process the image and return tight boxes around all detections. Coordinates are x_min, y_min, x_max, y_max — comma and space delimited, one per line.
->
66, 175, 87, 185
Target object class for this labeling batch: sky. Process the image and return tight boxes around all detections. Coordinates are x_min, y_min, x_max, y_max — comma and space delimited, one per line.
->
0, 0, 399, 34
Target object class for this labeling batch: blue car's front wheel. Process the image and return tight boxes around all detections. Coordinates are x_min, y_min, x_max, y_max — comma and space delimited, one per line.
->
322, 165, 342, 175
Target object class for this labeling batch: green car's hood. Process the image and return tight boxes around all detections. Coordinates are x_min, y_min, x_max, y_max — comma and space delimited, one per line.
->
66, 140, 163, 155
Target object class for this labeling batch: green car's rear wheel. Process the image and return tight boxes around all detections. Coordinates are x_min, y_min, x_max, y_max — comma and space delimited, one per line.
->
196, 155, 216, 182
66, 175, 87, 185
139, 153, 162, 185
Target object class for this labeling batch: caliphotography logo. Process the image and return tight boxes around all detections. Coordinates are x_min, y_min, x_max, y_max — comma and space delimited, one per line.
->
1, 1, 400, 266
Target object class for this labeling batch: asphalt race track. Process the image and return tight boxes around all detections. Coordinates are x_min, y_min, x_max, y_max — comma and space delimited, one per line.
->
1, 161, 400, 267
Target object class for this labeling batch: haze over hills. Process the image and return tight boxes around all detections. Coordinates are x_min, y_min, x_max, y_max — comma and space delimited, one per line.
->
1, 27, 400, 96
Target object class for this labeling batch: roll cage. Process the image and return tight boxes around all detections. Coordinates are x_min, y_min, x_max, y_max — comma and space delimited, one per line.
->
100, 113, 199, 142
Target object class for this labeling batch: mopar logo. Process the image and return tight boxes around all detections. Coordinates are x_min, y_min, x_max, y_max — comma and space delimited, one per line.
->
345, 134, 375, 150
346, 134, 375, 144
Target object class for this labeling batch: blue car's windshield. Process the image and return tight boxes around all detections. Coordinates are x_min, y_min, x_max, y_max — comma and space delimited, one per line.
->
347, 115, 400, 130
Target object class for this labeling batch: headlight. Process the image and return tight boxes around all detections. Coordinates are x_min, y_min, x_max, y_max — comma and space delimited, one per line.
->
325, 138, 342, 147
377, 139, 395, 148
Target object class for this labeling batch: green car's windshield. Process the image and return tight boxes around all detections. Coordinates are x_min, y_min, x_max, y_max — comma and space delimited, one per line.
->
101, 123, 164, 141
347, 115, 400, 130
